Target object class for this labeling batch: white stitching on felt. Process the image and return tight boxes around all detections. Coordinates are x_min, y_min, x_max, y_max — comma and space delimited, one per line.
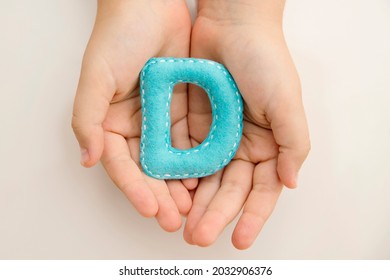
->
140, 58, 243, 179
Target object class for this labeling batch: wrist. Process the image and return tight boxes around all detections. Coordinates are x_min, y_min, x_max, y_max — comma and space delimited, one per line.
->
197, 0, 285, 28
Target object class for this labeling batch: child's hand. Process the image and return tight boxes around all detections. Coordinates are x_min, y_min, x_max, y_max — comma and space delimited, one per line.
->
72, 0, 195, 232
184, 0, 311, 249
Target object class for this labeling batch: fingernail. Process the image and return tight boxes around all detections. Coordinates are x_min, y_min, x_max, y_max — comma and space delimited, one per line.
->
80, 148, 89, 165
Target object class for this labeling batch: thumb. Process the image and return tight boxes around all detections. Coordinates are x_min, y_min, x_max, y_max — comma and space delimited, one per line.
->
72, 56, 116, 167
268, 92, 311, 188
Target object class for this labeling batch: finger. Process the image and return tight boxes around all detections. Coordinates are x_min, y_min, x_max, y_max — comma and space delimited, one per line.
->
182, 178, 198, 190
232, 159, 283, 250
170, 83, 198, 189
191, 160, 254, 247
269, 92, 311, 188
128, 135, 183, 231
101, 131, 158, 217
72, 55, 115, 167
145, 176, 182, 232
183, 171, 223, 245
167, 180, 192, 216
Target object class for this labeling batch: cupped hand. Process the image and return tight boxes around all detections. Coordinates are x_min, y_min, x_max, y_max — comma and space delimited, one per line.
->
184, 3, 310, 249
72, 0, 196, 232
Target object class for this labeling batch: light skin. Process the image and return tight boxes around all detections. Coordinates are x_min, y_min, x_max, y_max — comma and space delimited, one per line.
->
72, 0, 196, 232
72, 0, 310, 249
185, 0, 310, 249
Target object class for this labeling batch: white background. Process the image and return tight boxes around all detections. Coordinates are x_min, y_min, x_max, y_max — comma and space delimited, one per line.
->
0, 0, 389, 259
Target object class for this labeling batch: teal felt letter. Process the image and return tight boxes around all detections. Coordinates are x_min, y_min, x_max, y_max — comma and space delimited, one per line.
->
140, 58, 243, 179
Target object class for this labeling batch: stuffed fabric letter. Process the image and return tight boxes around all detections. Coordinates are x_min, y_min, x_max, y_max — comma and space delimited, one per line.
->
140, 57, 243, 179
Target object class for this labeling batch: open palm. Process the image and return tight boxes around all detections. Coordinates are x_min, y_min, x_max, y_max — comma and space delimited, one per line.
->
72, 0, 195, 231
184, 15, 310, 249
73, 0, 310, 248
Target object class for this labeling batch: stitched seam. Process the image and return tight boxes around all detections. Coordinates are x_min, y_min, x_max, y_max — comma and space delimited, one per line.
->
140, 58, 243, 178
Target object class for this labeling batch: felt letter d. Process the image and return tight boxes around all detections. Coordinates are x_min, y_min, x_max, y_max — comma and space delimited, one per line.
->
140, 58, 243, 179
